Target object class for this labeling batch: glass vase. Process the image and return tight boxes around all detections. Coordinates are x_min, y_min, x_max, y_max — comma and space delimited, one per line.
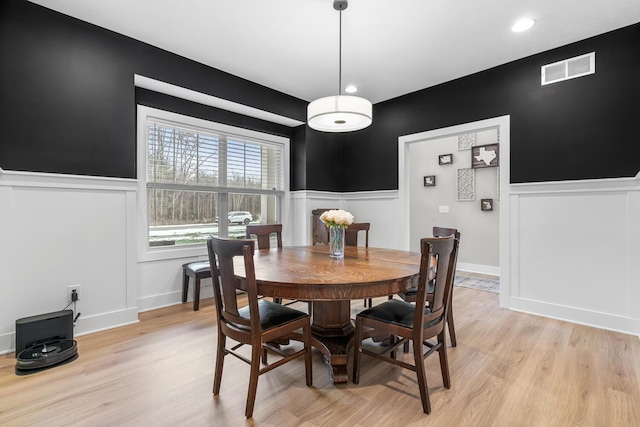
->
329, 224, 345, 259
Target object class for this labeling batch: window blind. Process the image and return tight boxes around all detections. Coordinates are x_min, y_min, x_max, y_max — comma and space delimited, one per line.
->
147, 120, 284, 193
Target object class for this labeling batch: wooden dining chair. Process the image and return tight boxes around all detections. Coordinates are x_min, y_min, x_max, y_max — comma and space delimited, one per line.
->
312, 208, 336, 245
181, 260, 211, 311
246, 223, 283, 251
352, 235, 457, 414
345, 222, 370, 247
397, 227, 461, 347
207, 237, 313, 419
246, 223, 283, 306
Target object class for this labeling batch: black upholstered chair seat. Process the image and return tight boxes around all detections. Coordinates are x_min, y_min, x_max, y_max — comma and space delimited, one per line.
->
182, 261, 213, 311
183, 261, 211, 275
400, 279, 435, 298
238, 299, 309, 331
358, 299, 441, 329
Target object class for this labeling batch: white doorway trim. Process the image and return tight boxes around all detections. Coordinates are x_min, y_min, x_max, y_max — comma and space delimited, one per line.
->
398, 115, 511, 308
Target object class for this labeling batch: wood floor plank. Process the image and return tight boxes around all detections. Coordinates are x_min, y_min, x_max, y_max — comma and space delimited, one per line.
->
1, 287, 639, 426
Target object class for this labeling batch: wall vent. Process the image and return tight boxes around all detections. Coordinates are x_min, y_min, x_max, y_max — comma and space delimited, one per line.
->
541, 52, 595, 86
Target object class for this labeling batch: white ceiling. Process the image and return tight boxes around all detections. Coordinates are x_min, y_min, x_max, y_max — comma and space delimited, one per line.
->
28, 0, 640, 104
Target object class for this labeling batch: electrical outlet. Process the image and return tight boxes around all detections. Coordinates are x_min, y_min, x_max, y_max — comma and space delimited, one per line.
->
67, 284, 81, 302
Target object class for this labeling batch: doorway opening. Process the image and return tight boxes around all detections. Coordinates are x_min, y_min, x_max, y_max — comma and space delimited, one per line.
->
398, 115, 510, 307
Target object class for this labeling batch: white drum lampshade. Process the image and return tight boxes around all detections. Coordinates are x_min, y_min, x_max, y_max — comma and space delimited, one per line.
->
307, 95, 372, 132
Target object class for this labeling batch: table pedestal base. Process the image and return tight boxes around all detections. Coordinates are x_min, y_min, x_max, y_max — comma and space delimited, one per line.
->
310, 335, 353, 383
310, 300, 354, 384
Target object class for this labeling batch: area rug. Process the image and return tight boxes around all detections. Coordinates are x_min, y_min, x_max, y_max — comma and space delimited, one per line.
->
454, 274, 500, 293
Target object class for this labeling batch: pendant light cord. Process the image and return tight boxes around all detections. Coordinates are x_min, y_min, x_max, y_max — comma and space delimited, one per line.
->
338, 9, 342, 95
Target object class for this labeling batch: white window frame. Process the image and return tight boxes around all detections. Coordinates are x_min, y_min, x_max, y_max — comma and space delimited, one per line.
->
137, 105, 290, 262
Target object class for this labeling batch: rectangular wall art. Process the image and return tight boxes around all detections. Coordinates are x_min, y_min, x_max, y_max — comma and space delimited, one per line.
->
457, 168, 475, 201
457, 133, 475, 151
438, 153, 453, 165
471, 143, 499, 168
481, 199, 494, 211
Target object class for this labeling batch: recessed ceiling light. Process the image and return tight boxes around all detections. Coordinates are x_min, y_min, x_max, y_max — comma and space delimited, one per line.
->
512, 17, 536, 33
345, 85, 358, 94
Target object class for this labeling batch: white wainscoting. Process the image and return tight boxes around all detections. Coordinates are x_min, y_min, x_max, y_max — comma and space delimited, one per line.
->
275, 178, 640, 338
0, 171, 139, 354
508, 176, 640, 336
2, 170, 637, 354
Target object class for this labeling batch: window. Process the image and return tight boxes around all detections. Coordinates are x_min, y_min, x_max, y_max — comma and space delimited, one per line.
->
137, 106, 288, 258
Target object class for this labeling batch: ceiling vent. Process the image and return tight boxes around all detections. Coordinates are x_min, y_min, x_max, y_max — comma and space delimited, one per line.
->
541, 52, 595, 86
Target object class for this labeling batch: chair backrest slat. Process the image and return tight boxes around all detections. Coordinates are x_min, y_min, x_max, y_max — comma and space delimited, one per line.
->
246, 224, 283, 249
433, 227, 460, 269
432, 227, 461, 306
412, 236, 456, 335
345, 222, 370, 247
207, 237, 258, 329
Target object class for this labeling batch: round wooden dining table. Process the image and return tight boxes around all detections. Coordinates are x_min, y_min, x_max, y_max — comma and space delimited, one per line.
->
233, 245, 421, 384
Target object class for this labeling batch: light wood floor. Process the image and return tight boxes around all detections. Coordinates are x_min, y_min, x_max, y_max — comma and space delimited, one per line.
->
1, 287, 639, 426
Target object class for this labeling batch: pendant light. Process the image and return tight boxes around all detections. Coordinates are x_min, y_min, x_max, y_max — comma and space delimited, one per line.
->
307, 0, 372, 132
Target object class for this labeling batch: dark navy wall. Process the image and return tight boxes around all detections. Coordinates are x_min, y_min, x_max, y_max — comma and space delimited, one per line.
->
0, 0, 306, 179
341, 23, 640, 189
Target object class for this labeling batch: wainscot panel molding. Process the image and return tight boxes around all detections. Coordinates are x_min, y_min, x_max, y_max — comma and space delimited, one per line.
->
0, 170, 139, 354
508, 173, 640, 336
2, 173, 636, 354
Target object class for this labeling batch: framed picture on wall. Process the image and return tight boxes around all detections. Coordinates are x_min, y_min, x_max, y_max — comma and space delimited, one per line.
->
423, 175, 436, 187
438, 153, 453, 165
481, 199, 494, 211
471, 143, 499, 168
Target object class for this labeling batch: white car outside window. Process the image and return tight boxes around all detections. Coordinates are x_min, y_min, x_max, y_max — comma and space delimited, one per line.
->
228, 211, 253, 225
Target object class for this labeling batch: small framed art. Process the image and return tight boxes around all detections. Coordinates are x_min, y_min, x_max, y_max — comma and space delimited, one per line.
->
481, 199, 494, 211
471, 143, 499, 168
423, 175, 436, 187
438, 153, 453, 165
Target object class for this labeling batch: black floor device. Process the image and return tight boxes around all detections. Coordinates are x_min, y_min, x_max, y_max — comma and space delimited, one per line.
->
15, 310, 78, 375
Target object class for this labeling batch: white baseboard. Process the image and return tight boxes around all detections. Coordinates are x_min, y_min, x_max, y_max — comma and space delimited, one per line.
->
457, 262, 500, 276
73, 308, 140, 337
510, 297, 640, 337
137, 291, 183, 312
0, 308, 140, 355
137, 285, 214, 312
0, 332, 14, 355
